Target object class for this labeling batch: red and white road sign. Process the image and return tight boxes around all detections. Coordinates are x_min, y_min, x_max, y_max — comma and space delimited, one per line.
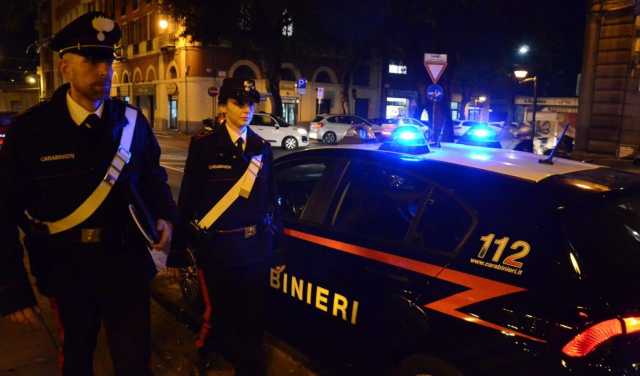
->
208, 86, 219, 97
424, 53, 448, 84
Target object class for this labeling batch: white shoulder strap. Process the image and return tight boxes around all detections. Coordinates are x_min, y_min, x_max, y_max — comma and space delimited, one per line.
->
196, 154, 263, 230
30, 107, 138, 234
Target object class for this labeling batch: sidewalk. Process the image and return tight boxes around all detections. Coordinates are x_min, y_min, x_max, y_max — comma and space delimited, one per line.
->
1, 255, 315, 376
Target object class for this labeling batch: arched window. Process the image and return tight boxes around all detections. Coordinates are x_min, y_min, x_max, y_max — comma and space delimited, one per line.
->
122, 72, 129, 83
233, 65, 256, 80
133, 70, 142, 83
280, 67, 296, 81
315, 71, 331, 83
168, 66, 177, 79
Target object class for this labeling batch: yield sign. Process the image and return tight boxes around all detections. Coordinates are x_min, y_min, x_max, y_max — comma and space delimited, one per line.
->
424, 53, 448, 84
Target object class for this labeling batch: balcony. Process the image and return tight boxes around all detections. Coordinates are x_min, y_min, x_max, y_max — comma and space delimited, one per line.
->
159, 34, 176, 52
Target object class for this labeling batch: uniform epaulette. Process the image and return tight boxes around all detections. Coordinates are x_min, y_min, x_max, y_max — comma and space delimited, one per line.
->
193, 126, 215, 141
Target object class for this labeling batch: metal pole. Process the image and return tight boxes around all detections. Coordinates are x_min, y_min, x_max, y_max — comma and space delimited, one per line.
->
433, 100, 437, 144
532, 76, 538, 153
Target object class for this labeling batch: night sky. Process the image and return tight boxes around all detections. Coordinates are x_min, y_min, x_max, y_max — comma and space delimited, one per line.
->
0, 0, 586, 96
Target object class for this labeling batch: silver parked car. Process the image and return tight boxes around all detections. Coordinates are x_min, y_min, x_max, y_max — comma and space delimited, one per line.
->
309, 114, 374, 144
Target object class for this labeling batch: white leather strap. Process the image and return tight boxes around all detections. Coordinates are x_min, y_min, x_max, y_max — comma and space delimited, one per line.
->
196, 154, 263, 230
28, 106, 138, 234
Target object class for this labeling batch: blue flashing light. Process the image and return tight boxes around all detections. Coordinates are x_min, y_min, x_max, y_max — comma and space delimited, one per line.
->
392, 126, 424, 146
471, 128, 490, 138
398, 130, 417, 141
379, 125, 430, 154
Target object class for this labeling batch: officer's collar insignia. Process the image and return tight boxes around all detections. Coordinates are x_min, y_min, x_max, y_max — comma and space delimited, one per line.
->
92, 16, 115, 42
40, 153, 76, 162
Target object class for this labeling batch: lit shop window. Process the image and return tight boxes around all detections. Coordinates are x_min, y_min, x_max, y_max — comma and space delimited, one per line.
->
389, 64, 407, 75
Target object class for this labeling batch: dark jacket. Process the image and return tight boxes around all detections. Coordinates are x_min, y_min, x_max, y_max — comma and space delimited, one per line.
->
0, 84, 177, 315
169, 123, 276, 267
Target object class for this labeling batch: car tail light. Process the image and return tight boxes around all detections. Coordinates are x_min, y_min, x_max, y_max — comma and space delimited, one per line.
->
562, 317, 640, 357
310, 122, 323, 129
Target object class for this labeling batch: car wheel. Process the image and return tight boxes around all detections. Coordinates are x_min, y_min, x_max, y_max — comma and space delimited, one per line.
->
393, 354, 462, 376
282, 136, 299, 150
323, 131, 337, 144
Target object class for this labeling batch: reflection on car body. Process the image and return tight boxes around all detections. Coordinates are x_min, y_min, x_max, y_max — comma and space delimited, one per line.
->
266, 132, 640, 375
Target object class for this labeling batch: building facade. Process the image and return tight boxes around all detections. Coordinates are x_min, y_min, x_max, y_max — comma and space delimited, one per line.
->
578, 0, 640, 156
43, 0, 383, 133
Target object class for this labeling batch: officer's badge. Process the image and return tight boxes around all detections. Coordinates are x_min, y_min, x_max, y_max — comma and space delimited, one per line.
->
92, 16, 115, 42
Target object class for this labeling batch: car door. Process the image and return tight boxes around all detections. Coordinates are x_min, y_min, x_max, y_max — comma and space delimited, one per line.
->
324, 160, 449, 364
268, 156, 351, 360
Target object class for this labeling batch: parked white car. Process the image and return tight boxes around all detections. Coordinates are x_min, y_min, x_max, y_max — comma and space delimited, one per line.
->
309, 114, 374, 144
374, 117, 430, 140
250, 112, 309, 150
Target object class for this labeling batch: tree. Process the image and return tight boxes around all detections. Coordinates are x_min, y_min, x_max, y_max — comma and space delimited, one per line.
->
163, 0, 317, 117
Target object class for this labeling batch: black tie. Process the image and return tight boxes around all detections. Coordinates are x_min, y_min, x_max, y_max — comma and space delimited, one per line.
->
83, 113, 102, 129
235, 138, 244, 154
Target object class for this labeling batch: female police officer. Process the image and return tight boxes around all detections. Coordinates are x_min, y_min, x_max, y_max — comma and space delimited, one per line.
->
169, 78, 277, 375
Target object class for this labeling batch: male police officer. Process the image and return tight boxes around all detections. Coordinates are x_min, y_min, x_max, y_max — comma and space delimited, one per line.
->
0, 12, 176, 375
169, 78, 277, 375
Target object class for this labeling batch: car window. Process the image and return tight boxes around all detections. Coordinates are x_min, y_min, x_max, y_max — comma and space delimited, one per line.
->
275, 162, 330, 221
252, 115, 273, 126
414, 187, 475, 254
312, 116, 324, 122
333, 165, 429, 244
327, 116, 339, 123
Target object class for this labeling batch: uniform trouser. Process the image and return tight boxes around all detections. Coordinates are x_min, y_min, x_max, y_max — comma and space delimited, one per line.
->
48, 267, 152, 376
198, 261, 268, 376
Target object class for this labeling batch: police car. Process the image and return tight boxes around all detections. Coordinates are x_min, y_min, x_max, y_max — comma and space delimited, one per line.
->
266, 126, 640, 375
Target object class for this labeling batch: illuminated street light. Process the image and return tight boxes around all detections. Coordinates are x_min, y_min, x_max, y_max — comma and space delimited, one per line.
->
513, 67, 538, 152
159, 19, 169, 30
478, 95, 487, 103
25, 75, 37, 85
518, 44, 530, 55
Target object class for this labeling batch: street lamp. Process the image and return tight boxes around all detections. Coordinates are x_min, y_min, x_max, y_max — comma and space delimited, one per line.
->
478, 95, 487, 103
25, 75, 37, 85
513, 69, 538, 152
159, 18, 169, 31
518, 44, 530, 56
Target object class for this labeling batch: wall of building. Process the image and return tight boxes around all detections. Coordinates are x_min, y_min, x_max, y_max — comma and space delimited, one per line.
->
0, 88, 40, 112
44, 0, 384, 134
578, 0, 640, 156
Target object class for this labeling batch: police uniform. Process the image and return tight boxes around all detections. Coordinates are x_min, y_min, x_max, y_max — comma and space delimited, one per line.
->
169, 78, 277, 376
0, 12, 177, 375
